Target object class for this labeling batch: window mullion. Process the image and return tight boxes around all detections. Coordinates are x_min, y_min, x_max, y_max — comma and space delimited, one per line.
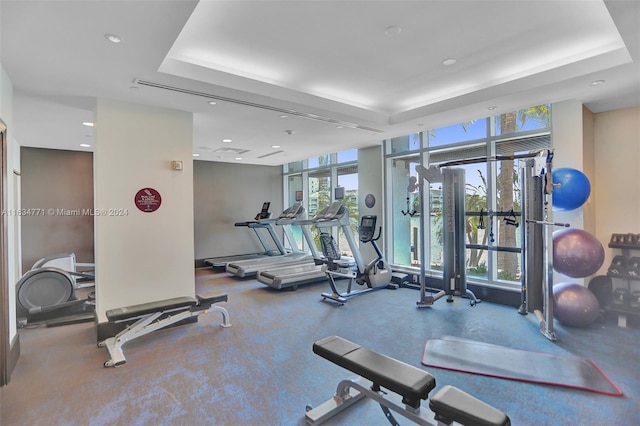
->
487, 140, 498, 282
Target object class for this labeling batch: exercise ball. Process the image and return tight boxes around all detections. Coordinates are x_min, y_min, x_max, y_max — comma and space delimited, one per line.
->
553, 228, 605, 278
553, 282, 600, 327
552, 168, 591, 211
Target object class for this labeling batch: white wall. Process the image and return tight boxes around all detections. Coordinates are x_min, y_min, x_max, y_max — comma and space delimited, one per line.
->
593, 107, 640, 274
551, 100, 589, 285
552, 100, 588, 228
20, 149, 93, 271
551, 103, 640, 283
193, 160, 283, 262
94, 99, 194, 322
0, 64, 20, 345
582, 106, 596, 233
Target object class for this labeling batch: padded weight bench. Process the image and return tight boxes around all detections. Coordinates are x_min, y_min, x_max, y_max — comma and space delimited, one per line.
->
99, 294, 231, 367
306, 336, 510, 426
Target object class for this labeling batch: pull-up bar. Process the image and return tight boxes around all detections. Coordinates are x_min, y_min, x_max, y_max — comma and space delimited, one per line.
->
433, 150, 550, 169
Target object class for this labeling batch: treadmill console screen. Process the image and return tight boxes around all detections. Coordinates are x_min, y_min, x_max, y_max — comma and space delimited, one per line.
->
256, 202, 271, 220
324, 201, 343, 219
286, 202, 303, 218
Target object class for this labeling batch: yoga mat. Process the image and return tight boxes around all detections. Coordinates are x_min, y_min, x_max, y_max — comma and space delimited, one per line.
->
422, 338, 623, 396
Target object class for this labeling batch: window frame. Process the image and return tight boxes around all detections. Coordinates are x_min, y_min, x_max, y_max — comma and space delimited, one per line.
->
383, 109, 551, 290
283, 151, 359, 254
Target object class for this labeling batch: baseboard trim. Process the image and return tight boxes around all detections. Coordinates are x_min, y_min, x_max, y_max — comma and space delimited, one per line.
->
8, 333, 20, 383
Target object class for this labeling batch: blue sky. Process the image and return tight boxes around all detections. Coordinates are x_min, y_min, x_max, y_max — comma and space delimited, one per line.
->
321, 111, 549, 194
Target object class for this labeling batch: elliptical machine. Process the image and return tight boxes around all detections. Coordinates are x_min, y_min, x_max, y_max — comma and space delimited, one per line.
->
16, 253, 95, 327
320, 214, 394, 304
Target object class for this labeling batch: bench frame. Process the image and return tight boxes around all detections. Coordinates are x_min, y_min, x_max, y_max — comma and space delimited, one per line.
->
306, 376, 439, 425
99, 294, 231, 367
306, 336, 510, 426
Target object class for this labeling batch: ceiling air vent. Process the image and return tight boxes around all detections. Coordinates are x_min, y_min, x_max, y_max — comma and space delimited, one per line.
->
133, 78, 383, 133
257, 150, 284, 159
213, 147, 249, 155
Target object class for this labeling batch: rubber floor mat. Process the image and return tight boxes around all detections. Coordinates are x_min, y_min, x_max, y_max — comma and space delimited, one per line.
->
422, 338, 622, 396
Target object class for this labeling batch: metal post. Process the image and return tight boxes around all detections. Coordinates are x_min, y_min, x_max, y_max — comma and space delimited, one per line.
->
415, 166, 445, 307
540, 152, 557, 341
417, 174, 432, 306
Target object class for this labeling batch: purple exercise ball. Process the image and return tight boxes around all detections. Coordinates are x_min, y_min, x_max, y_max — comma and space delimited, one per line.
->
553, 228, 605, 278
553, 282, 600, 327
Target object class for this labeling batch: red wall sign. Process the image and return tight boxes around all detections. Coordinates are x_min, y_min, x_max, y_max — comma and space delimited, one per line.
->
134, 188, 162, 213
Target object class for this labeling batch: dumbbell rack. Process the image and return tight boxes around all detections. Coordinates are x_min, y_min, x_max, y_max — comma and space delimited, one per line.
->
607, 233, 640, 327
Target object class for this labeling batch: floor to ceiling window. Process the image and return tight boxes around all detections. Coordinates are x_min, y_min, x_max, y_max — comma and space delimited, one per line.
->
286, 173, 304, 251
308, 169, 331, 219
428, 144, 489, 280
283, 149, 358, 256
387, 135, 421, 267
385, 105, 551, 290
337, 162, 358, 257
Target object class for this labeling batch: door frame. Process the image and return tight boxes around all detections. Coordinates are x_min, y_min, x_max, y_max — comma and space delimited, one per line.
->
0, 120, 10, 386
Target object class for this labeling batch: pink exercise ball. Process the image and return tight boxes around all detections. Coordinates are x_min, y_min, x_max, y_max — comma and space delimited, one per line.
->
553, 282, 600, 327
553, 228, 605, 278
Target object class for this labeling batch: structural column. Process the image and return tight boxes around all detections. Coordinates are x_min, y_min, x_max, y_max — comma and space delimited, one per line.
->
551, 99, 590, 285
93, 99, 194, 325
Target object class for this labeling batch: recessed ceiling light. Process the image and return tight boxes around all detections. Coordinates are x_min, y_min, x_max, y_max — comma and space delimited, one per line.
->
104, 33, 122, 43
279, 115, 288, 119
82, 121, 94, 127
222, 139, 232, 143
208, 100, 217, 105
589, 80, 605, 86
442, 58, 457, 66
271, 145, 281, 149
79, 143, 91, 148
487, 106, 497, 111
384, 26, 402, 37
235, 157, 243, 161
193, 153, 200, 157
336, 126, 344, 129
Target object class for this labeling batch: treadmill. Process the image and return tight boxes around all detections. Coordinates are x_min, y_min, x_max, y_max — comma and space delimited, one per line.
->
225, 201, 310, 277
257, 188, 355, 290
204, 202, 287, 268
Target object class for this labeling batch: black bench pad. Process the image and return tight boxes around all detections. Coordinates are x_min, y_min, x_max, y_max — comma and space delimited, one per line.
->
196, 293, 228, 309
106, 297, 196, 322
429, 385, 511, 426
313, 335, 436, 409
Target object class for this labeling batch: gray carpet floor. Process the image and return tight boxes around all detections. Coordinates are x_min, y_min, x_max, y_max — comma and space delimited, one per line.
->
1, 268, 638, 425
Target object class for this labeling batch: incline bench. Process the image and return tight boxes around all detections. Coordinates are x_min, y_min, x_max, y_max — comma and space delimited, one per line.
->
98, 293, 231, 367
306, 336, 510, 426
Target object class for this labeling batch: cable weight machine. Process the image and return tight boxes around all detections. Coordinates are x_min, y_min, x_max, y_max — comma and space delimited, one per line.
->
412, 166, 479, 307
411, 150, 568, 340
518, 152, 569, 341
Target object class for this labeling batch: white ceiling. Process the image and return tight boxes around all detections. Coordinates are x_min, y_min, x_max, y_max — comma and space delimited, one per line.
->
2, 0, 639, 166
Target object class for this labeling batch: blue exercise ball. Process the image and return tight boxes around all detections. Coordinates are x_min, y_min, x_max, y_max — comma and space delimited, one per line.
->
553, 228, 605, 278
552, 168, 591, 211
553, 282, 600, 327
